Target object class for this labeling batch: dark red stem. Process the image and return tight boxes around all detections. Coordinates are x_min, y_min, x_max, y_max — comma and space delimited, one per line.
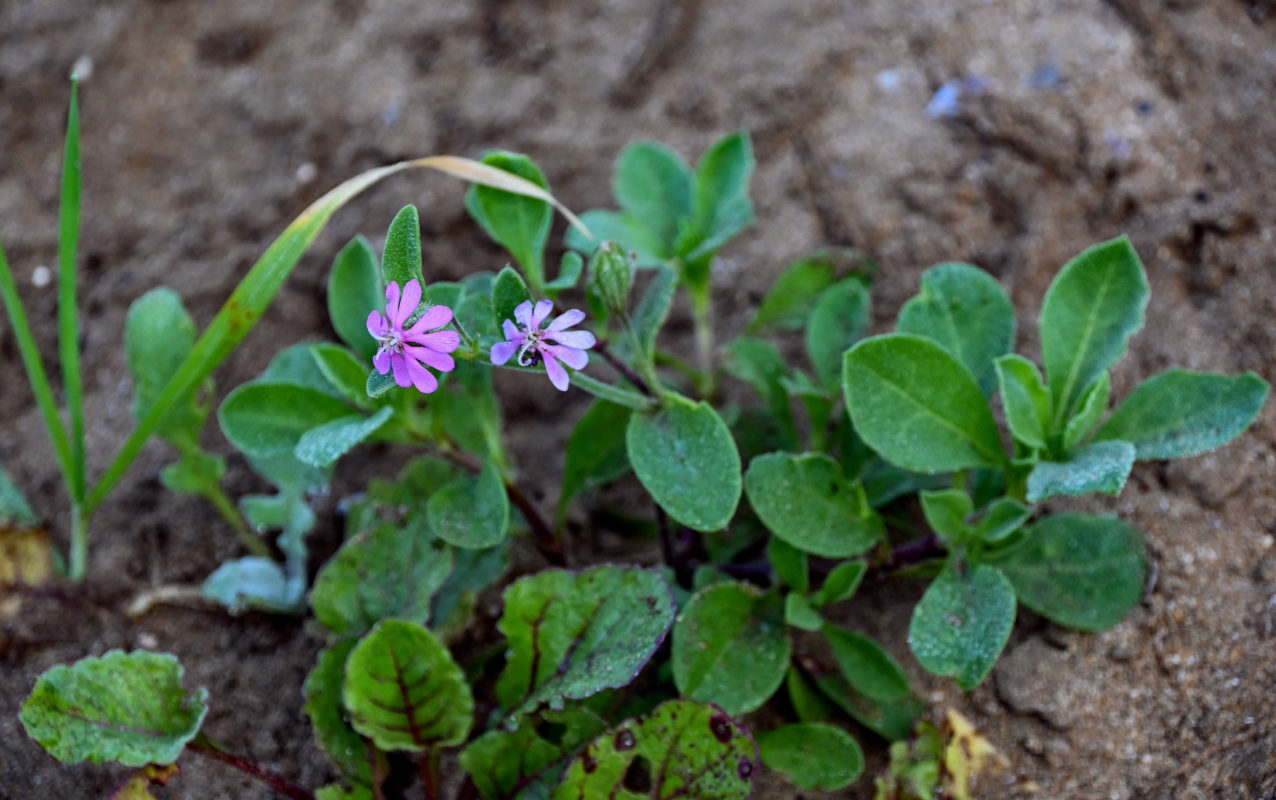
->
594, 339, 655, 397
187, 735, 314, 800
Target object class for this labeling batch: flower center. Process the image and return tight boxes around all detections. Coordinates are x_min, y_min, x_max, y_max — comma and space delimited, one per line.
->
517, 327, 546, 367
378, 329, 406, 356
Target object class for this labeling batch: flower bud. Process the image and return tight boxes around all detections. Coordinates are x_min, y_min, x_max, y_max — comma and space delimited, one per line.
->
588, 240, 635, 315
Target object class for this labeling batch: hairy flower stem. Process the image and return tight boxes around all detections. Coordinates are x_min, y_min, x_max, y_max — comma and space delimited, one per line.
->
691, 292, 715, 398
187, 734, 314, 800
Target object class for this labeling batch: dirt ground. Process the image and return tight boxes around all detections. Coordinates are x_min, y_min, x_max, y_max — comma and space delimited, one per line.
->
3, 1, 1276, 798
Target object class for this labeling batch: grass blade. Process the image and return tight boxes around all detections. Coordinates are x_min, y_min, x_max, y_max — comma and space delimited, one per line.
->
58, 79, 86, 503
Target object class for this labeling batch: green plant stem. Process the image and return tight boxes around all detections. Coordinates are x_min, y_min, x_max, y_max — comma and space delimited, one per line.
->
594, 339, 654, 398
0, 242, 77, 515
58, 79, 86, 506
67, 505, 88, 582
201, 480, 271, 558
691, 289, 714, 398
619, 312, 665, 401
570, 371, 658, 411
654, 349, 700, 383
187, 734, 314, 800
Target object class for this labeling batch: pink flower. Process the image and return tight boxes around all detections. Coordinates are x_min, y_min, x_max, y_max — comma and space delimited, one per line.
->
490, 300, 596, 391
366, 279, 460, 393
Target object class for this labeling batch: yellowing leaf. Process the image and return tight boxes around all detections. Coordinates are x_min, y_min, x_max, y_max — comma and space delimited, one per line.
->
941, 709, 1009, 800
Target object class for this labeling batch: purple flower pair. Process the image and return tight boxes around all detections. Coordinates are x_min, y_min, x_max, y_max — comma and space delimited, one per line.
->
366, 279, 460, 394
491, 300, 596, 391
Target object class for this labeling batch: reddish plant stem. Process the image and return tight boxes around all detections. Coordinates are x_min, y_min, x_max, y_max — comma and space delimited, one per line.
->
418, 750, 439, 800
875, 531, 944, 574
440, 446, 564, 566
187, 735, 314, 800
594, 339, 655, 397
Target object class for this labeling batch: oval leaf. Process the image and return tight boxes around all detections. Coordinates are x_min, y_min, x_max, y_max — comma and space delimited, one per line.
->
822, 626, 912, 704
843, 334, 1006, 473
496, 567, 675, 718
672, 583, 789, 716
1094, 369, 1269, 460
745, 452, 882, 558
897, 262, 1014, 397
908, 562, 1015, 690
627, 394, 741, 532
20, 651, 208, 766
1025, 440, 1135, 502
459, 707, 608, 800
382, 205, 424, 291
125, 288, 198, 428
467, 152, 552, 289
492, 266, 534, 330
614, 142, 694, 247
310, 523, 454, 638
758, 722, 863, 791
328, 236, 383, 363
427, 459, 509, 548
219, 382, 354, 458
304, 641, 372, 788
342, 619, 473, 751
1040, 236, 1149, 423
995, 354, 1052, 451
806, 278, 871, 389
985, 513, 1144, 631
750, 253, 838, 334
295, 407, 395, 468
553, 700, 757, 800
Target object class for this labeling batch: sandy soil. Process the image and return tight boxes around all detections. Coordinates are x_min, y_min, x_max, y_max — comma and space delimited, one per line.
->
3, 1, 1276, 797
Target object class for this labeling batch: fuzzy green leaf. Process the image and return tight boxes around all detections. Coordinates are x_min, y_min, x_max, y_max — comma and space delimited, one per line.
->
295, 408, 394, 468
627, 394, 741, 532
553, 700, 757, 800
919, 489, 973, 542
843, 335, 1006, 473
381, 205, 425, 291
995, 354, 1052, 451
908, 562, 1015, 690
1041, 236, 1148, 424
691, 131, 755, 257
467, 152, 552, 289
1025, 440, 1135, 502
631, 264, 677, 356
745, 452, 883, 558
1094, 369, 1269, 460
897, 263, 1014, 397
311, 343, 376, 410
750, 254, 839, 334
496, 567, 675, 718
807, 278, 871, 389
219, 382, 354, 458
459, 707, 608, 800
342, 619, 473, 751
672, 583, 789, 715
427, 459, 509, 549
328, 236, 383, 363
1063, 372, 1111, 452
304, 641, 371, 788
20, 651, 208, 766
492, 266, 534, 332
758, 723, 863, 791
566, 209, 668, 267
125, 288, 202, 435
812, 561, 867, 608
986, 513, 1144, 631
614, 142, 694, 247
823, 626, 912, 704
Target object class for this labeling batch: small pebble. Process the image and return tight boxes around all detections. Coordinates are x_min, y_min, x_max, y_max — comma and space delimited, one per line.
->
32, 265, 51, 288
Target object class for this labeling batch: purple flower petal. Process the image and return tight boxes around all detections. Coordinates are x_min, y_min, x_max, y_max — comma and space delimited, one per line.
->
391, 279, 422, 328
502, 319, 521, 341
544, 329, 595, 349
542, 350, 570, 391
367, 310, 388, 339
491, 340, 519, 365
373, 349, 391, 374
530, 299, 554, 330
406, 304, 452, 336
547, 308, 586, 331
405, 356, 440, 394
414, 329, 461, 353
513, 300, 535, 329
385, 281, 402, 323
545, 343, 589, 370
390, 352, 412, 387
406, 345, 455, 373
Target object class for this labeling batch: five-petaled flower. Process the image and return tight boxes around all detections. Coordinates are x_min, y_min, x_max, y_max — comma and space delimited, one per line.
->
490, 300, 596, 391
367, 279, 460, 394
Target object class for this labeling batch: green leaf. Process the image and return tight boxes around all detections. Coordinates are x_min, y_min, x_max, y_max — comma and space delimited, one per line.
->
986, 513, 1144, 631
310, 523, 454, 637
566, 209, 669, 267
749, 254, 838, 334
672, 583, 789, 715
801, 655, 922, 741
920, 489, 973, 542
0, 461, 38, 526
614, 142, 694, 247
459, 707, 608, 800
806, 278, 871, 389
970, 497, 1032, 544
467, 152, 552, 290
219, 383, 354, 458
202, 555, 305, 614
631, 264, 677, 357
125, 288, 201, 434
823, 626, 912, 704
897, 263, 1014, 397
260, 342, 345, 397
317, 786, 373, 800
785, 667, 836, 723
547, 251, 585, 292
1094, 369, 1270, 460
1062, 372, 1111, 452
785, 593, 824, 631
627, 394, 741, 532
328, 236, 383, 362
908, 562, 1015, 690
745, 452, 883, 558
342, 619, 473, 751
994, 354, 1052, 451
303, 641, 372, 788
1025, 440, 1135, 502
159, 449, 225, 496
20, 651, 208, 766
844, 335, 1006, 472
295, 408, 394, 468
496, 567, 675, 718
431, 540, 511, 640
768, 537, 809, 594
553, 700, 758, 800
432, 361, 503, 462
724, 338, 795, 444
456, 290, 499, 342
366, 369, 397, 399
1040, 236, 1149, 424
691, 131, 755, 257
559, 401, 633, 523
381, 205, 425, 291
311, 343, 376, 410
812, 561, 867, 608
428, 459, 510, 548
758, 723, 863, 791
492, 266, 534, 329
